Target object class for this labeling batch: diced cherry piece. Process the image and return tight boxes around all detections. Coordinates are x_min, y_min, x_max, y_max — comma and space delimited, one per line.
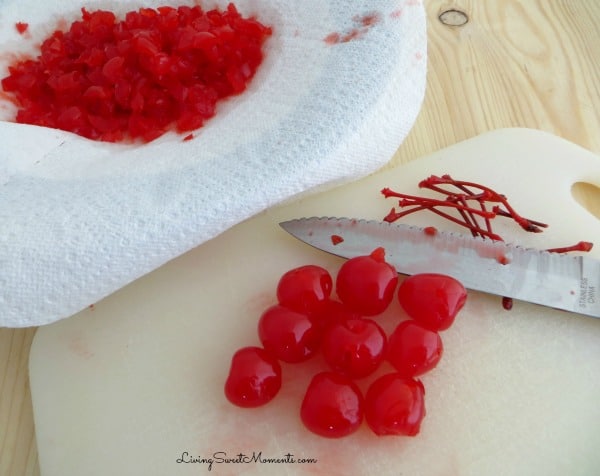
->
102, 56, 125, 82
387, 320, 443, 377
322, 318, 387, 379
300, 372, 363, 438
15, 22, 29, 34
397, 273, 467, 331
364, 373, 426, 436
336, 247, 398, 316
276, 265, 333, 314
258, 305, 320, 363
1, 5, 272, 142
224, 346, 282, 408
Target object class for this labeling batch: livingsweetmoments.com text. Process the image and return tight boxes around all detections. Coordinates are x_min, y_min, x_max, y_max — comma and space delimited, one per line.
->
176, 451, 318, 472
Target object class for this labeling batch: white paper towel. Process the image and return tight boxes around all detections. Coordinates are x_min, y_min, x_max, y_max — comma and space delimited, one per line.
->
0, 0, 426, 327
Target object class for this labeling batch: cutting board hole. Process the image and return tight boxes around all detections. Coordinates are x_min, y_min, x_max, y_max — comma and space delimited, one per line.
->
438, 8, 469, 27
571, 182, 600, 220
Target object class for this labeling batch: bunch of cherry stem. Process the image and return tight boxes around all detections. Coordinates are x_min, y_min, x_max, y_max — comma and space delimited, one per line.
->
381, 174, 593, 310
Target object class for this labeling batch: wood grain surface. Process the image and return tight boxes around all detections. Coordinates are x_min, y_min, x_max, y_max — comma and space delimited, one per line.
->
2, 1, 599, 475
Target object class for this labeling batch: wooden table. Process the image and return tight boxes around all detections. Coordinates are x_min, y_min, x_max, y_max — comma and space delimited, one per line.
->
2, 1, 599, 474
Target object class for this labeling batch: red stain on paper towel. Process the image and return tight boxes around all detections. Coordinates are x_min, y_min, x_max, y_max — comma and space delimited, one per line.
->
324, 32, 342, 45
323, 12, 382, 44
356, 13, 380, 27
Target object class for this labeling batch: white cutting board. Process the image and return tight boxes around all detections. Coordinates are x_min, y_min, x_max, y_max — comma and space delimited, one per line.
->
30, 129, 600, 476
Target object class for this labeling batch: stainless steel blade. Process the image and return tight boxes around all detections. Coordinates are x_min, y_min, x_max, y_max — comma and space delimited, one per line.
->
279, 217, 600, 319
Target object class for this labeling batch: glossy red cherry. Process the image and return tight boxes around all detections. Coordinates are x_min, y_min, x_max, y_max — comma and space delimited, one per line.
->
308, 299, 361, 331
300, 372, 364, 438
277, 265, 333, 314
224, 346, 282, 408
387, 320, 443, 377
322, 318, 387, 379
397, 273, 467, 331
258, 305, 320, 363
364, 373, 425, 436
336, 247, 398, 316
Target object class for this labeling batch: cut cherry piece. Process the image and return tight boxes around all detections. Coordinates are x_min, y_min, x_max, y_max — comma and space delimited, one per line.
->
276, 265, 333, 314
15, 22, 29, 34
224, 346, 282, 408
258, 304, 320, 363
397, 273, 467, 331
300, 371, 364, 438
336, 247, 398, 316
364, 373, 426, 436
387, 320, 443, 377
321, 318, 387, 379
1, 5, 272, 142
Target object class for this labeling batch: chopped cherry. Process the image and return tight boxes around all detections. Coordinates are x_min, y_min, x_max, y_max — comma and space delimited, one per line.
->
336, 247, 398, 316
2, 6, 272, 142
277, 265, 333, 314
387, 320, 443, 377
322, 318, 387, 379
258, 305, 320, 363
224, 346, 282, 408
300, 371, 363, 438
397, 273, 467, 331
364, 373, 426, 436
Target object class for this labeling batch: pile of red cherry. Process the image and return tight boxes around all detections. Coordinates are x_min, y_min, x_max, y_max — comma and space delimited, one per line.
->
224, 247, 467, 438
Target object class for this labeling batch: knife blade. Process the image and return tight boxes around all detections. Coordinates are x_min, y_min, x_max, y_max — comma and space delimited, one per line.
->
279, 217, 600, 319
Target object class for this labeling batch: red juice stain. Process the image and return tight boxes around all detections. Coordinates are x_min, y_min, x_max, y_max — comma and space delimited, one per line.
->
423, 226, 438, 236
324, 11, 381, 45
331, 234, 344, 245
497, 254, 511, 265
341, 29, 363, 43
54, 18, 69, 32
0, 90, 19, 106
355, 13, 381, 27
390, 9, 403, 18
324, 32, 341, 45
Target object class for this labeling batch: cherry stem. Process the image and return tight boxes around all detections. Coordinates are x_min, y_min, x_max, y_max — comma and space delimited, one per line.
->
383, 175, 594, 313
384, 205, 503, 240
546, 241, 594, 253
382, 175, 549, 236
421, 175, 548, 232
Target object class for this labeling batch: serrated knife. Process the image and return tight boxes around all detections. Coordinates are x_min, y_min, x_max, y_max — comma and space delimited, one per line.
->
279, 217, 600, 319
